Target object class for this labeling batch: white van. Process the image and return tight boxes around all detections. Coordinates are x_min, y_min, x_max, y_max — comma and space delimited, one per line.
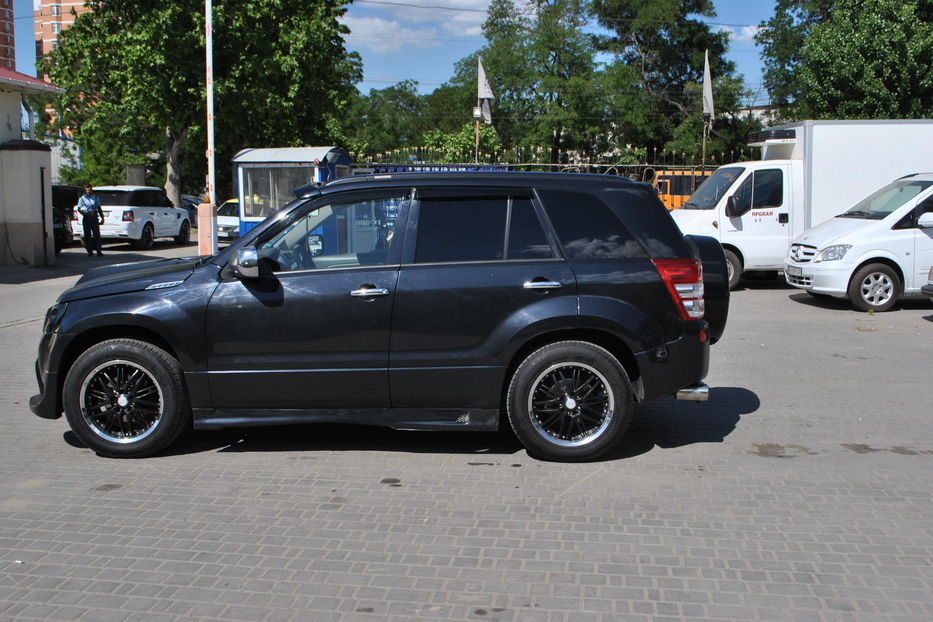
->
672, 120, 933, 289
783, 174, 933, 311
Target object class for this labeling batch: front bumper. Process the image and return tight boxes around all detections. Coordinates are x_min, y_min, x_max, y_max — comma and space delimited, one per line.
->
30, 328, 63, 420
783, 260, 851, 297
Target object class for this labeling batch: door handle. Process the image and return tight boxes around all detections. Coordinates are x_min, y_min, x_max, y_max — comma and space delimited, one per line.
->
523, 280, 562, 290
350, 286, 389, 297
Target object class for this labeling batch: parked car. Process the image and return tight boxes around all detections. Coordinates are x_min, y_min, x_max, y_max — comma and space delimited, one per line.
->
784, 173, 933, 311
51, 184, 83, 254
73, 185, 191, 250
30, 173, 729, 461
179, 194, 201, 225
216, 198, 240, 242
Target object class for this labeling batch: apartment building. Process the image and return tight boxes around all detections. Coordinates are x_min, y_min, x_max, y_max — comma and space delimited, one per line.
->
33, 0, 90, 62
1, 0, 13, 69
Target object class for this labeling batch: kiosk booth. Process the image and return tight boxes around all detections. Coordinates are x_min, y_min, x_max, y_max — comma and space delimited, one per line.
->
232, 146, 351, 236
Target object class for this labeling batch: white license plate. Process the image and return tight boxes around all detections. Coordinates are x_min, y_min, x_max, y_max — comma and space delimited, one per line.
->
786, 266, 802, 277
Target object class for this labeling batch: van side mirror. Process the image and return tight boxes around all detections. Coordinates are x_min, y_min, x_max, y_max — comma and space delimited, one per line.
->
725, 195, 750, 218
918, 212, 933, 229
230, 247, 260, 280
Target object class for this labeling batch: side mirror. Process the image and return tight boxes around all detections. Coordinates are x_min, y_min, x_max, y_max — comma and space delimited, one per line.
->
230, 247, 260, 280
308, 233, 324, 256
725, 195, 750, 218
918, 212, 933, 229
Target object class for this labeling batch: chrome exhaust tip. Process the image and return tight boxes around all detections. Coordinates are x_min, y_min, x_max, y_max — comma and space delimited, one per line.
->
676, 382, 709, 402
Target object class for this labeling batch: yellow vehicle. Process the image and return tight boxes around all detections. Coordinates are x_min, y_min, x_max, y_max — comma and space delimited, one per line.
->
651, 169, 713, 210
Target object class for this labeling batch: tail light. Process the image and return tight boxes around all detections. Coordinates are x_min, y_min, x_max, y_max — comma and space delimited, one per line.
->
72, 210, 79, 221
652, 258, 705, 320
122, 211, 134, 222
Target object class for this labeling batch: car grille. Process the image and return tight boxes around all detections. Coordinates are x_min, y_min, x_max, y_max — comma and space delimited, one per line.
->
785, 272, 812, 287
788, 243, 817, 263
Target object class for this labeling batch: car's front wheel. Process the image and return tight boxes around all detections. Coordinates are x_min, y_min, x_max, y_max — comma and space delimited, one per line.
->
62, 339, 190, 457
848, 263, 900, 312
506, 341, 634, 462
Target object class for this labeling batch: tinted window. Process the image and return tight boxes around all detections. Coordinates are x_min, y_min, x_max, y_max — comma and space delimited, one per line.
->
96, 191, 134, 206
508, 197, 554, 259
733, 169, 783, 213
258, 192, 408, 272
539, 189, 645, 259
415, 194, 508, 263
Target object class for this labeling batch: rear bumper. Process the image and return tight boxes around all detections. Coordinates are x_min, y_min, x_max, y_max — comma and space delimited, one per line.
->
636, 325, 710, 403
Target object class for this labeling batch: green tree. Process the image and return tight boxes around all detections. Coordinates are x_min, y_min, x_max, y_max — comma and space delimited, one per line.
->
590, 0, 738, 154
421, 123, 501, 163
795, 0, 932, 118
344, 80, 426, 158
755, 1, 833, 114
41, 0, 360, 205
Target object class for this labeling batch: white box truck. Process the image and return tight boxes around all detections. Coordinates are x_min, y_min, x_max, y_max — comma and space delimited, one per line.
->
670, 119, 933, 288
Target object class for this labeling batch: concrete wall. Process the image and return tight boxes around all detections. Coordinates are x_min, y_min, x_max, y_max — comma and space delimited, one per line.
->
0, 90, 20, 142
0, 140, 54, 266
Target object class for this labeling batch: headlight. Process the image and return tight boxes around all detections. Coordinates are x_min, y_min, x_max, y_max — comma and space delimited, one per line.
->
813, 244, 852, 263
43, 303, 68, 334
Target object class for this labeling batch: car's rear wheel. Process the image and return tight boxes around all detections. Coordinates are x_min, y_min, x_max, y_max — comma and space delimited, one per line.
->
848, 263, 900, 312
174, 220, 190, 245
133, 223, 155, 250
506, 341, 633, 462
63, 339, 190, 457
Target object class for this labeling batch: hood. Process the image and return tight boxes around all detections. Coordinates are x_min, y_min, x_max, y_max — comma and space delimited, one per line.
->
60, 256, 207, 302
793, 215, 875, 247
670, 207, 719, 236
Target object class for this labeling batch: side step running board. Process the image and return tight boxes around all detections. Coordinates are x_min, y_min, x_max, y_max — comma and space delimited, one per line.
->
676, 382, 709, 402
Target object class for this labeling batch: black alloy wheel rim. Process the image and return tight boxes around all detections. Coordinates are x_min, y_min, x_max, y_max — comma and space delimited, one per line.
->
79, 360, 163, 443
527, 362, 614, 447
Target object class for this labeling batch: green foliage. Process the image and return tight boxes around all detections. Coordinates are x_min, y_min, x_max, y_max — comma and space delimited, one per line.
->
758, 0, 932, 119
755, 1, 833, 114
795, 0, 933, 118
421, 123, 502, 163
40, 0, 361, 202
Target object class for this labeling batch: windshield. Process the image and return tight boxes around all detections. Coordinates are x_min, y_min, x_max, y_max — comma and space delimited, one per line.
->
838, 179, 933, 220
217, 200, 238, 217
681, 167, 745, 209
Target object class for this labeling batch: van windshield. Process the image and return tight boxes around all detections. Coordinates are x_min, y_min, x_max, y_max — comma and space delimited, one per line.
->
681, 167, 744, 210
838, 179, 933, 220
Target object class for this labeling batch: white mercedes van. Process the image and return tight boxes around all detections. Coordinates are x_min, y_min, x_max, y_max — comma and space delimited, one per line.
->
784, 173, 933, 311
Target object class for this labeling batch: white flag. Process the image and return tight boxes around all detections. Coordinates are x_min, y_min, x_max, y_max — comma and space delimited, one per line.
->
702, 49, 714, 122
478, 58, 495, 123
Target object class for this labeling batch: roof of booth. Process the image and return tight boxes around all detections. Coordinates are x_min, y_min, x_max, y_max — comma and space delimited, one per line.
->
232, 146, 347, 164
0, 68, 63, 95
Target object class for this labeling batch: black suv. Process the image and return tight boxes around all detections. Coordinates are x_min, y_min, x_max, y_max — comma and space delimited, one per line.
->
31, 173, 728, 461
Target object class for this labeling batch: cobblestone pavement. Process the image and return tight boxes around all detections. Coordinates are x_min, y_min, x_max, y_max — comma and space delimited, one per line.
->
1, 246, 931, 622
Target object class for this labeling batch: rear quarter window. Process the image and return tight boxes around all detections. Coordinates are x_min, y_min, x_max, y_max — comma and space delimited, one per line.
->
537, 189, 646, 259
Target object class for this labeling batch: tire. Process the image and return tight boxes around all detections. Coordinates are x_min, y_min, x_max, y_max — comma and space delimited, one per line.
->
133, 223, 155, 250
62, 339, 191, 457
174, 220, 190, 245
724, 249, 742, 290
847, 263, 900, 312
506, 341, 634, 462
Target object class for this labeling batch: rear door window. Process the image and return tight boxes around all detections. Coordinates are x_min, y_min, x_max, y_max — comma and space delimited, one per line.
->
413, 189, 554, 263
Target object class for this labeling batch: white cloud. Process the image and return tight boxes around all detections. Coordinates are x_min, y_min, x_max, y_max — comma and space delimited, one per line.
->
341, 15, 441, 54
715, 24, 763, 44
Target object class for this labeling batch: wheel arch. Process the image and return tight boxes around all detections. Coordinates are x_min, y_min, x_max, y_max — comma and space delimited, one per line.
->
848, 256, 906, 294
55, 326, 180, 417
500, 329, 641, 407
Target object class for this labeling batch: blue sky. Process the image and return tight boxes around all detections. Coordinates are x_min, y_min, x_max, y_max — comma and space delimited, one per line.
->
13, 0, 773, 105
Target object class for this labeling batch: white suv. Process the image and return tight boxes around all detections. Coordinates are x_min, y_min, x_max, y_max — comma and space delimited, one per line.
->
74, 186, 191, 250
784, 173, 933, 311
